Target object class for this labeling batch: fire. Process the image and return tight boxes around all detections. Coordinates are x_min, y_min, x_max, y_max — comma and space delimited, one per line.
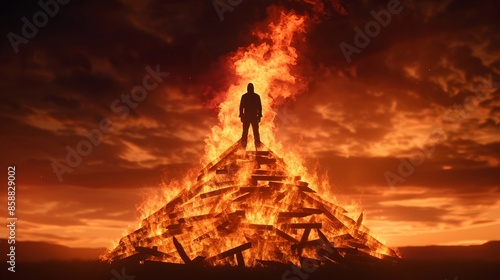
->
101, 6, 399, 267
204, 10, 306, 165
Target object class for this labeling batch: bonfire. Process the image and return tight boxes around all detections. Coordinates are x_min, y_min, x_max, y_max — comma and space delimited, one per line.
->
101, 8, 399, 268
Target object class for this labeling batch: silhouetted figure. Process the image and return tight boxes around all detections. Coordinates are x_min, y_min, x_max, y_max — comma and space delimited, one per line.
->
239, 83, 262, 148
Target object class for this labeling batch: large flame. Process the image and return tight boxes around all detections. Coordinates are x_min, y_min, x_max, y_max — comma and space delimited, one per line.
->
204, 10, 306, 165
101, 5, 399, 267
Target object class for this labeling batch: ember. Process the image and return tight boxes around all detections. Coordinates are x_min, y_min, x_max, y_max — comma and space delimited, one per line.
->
101, 6, 399, 268
101, 142, 399, 267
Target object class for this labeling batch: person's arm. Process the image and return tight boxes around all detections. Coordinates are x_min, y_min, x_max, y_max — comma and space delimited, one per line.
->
239, 95, 244, 119
257, 95, 262, 119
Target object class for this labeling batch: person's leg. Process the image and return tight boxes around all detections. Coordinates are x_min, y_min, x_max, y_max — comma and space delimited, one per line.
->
251, 120, 261, 147
241, 121, 250, 147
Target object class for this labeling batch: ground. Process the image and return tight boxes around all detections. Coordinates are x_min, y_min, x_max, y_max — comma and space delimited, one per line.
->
2, 259, 499, 280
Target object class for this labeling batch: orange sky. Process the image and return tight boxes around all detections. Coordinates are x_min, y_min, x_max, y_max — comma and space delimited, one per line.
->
0, 0, 499, 253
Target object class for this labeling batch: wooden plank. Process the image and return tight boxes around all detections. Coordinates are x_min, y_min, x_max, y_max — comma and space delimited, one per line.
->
199, 187, 234, 199
191, 256, 206, 264
275, 229, 299, 243
193, 233, 210, 242
141, 194, 183, 225
144, 227, 184, 245
295, 227, 312, 256
135, 246, 172, 258
337, 233, 354, 240
316, 229, 346, 265
347, 240, 370, 250
282, 223, 322, 229
197, 140, 241, 181
168, 212, 180, 219
278, 212, 313, 219
177, 213, 215, 223
253, 169, 271, 175
114, 252, 148, 265
172, 236, 191, 264
141, 180, 206, 225
356, 212, 363, 227
236, 252, 245, 268
297, 184, 316, 193
296, 181, 309, 187
244, 233, 254, 243
300, 228, 311, 243
336, 247, 360, 255
299, 192, 347, 215
275, 191, 287, 202
292, 238, 321, 254
215, 221, 230, 230
125, 227, 148, 242
246, 151, 270, 156
205, 242, 252, 263
269, 181, 284, 188
215, 180, 234, 187
219, 242, 252, 259
317, 247, 345, 265
255, 156, 277, 165
233, 192, 252, 202
316, 229, 336, 252
228, 210, 246, 218
240, 186, 263, 192
192, 218, 234, 242
206, 142, 240, 171
168, 182, 206, 210
251, 175, 290, 182
166, 224, 182, 230
319, 206, 347, 229
238, 187, 261, 193
299, 208, 324, 214
256, 259, 289, 268
216, 164, 240, 175
243, 224, 274, 230
215, 210, 245, 219
269, 181, 313, 192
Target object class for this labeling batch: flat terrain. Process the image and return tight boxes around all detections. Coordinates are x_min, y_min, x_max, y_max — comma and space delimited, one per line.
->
2, 259, 499, 280
2, 240, 499, 279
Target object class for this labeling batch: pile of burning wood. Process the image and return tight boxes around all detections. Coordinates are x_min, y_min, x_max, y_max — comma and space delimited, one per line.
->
102, 141, 399, 267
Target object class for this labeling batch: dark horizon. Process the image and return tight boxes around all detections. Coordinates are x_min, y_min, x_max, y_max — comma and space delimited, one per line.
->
2, 238, 500, 263
1, 0, 499, 260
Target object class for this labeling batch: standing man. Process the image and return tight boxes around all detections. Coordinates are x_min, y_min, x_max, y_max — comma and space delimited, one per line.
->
239, 83, 262, 148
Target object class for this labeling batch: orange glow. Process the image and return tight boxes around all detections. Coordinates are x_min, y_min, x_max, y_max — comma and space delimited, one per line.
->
204, 10, 307, 166
101, 9, 398, 267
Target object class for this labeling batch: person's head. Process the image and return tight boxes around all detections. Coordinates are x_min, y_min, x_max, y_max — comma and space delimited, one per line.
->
247, 83, 254, 93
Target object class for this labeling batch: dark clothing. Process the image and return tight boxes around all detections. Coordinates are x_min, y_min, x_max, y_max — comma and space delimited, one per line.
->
239, 93, 262, 121
239, 92, 262, 147
241, 120, 260, 148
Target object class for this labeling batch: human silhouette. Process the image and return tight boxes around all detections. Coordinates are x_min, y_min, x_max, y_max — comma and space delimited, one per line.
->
239, 83, 262, 148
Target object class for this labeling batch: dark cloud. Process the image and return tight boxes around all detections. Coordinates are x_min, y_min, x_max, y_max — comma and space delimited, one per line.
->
372, 205, 454, 225
0, 0, 498, 249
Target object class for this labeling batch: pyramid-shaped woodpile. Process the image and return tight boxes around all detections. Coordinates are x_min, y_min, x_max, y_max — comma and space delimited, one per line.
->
103, 141, 399, 267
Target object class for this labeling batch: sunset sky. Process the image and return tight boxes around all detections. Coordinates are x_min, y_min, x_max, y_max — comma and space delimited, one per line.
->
0, 0, 499, 254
